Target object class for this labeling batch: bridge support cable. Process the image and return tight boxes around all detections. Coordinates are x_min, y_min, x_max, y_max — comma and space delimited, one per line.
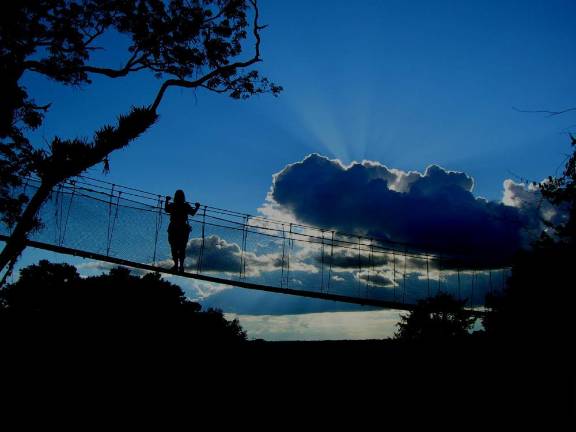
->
152, 195, 163, 263
105, 184, 115, 255
457, 266, 462, 301
368, 239, 376, 288
357, 237, 362, 291
239, 214, 249, 281
392, 250, 397, 301
53, 183, 64, 247
437, 259, 442, 295
60, 180, 77, 247
326, 230, 334, 293
320, 230, 325, 293
280, 224, 287, 288
197, 206, 207, 275
426, 255, 430, 298
285, 223, 293, 289
402, 247, 407, 304
470, 270, 476, 308
105, 185, 122, 257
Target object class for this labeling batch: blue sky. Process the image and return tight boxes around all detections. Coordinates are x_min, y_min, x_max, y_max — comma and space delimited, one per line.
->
11, 0, 576, 340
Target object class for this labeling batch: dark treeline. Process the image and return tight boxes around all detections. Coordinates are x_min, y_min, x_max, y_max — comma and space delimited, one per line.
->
0, 260, 247, 351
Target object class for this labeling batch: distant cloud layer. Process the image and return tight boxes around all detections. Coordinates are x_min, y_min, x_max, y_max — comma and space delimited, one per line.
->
226, 310, 403, 341
261, 154, 553, 267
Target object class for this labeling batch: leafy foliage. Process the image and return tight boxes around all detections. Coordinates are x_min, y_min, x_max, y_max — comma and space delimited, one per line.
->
395, 292, 476, 341
0, 260, 247, 344
484, 135, 576, 340
537, 134, 576, 243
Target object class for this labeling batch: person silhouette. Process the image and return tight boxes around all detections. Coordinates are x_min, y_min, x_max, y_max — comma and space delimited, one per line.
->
164, 190, 201, 272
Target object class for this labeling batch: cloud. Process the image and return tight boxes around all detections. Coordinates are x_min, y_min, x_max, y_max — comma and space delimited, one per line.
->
182, 235, 316, 277
315, 247, 389, 270
261, 154, 554, 268
180, 279, 231, 301
503, 179, 567, 228
226, 310, 403, 341
355, 270, 395, 288
77, 260, 149, 276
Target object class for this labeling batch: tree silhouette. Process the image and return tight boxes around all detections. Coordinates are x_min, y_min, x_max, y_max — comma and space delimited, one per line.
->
394, 292, 476, 341
0, 260, 247, 345
0, 0, 281, 280
483, 136, 576, 341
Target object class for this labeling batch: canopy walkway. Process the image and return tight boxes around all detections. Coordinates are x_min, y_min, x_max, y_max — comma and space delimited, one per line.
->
0, 176, 509, 315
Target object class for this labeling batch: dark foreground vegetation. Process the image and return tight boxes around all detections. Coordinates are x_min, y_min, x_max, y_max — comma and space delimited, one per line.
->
0, 138, 574, 421
0, 260, 247, 346
0, 260, 573, 423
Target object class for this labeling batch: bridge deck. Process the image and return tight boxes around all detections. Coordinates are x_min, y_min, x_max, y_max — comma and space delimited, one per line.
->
0, 234, 488, 317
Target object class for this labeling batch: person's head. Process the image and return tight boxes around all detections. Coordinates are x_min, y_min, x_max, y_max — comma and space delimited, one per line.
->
174, 189, 185, 204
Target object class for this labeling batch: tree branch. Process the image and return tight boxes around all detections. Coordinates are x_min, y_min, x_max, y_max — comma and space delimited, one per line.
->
24, 49, 147, 79
82, 26, 106, 50
149, 0, 264, 112
82, 51, 145, 78
513, 107, 576, 117
36, 26, 105, 53
202, 1, 231, 25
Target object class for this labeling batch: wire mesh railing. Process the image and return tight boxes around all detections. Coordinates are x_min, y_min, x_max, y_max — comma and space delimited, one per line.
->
0, 176, 510, 310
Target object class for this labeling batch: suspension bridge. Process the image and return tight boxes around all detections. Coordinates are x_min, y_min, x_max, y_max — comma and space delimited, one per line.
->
0, 176, 510, 315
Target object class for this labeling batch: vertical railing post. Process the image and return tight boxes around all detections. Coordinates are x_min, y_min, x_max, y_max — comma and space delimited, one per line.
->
280, 224, 287, 288
286, 223, 293, 289
54, 183, 64, 246
470, 270, 476, 308
357, 236, 362, 291
368, 239, 374, 292
59, 179, 76, 247
152, 195, 162, 264
320, 230, 325, 292
437, 258, 442, 295
402, 247, 407, 304
426, 255, 430, 298
392, 250, 396, 301
326, 230, 335, 293
196, 206, 207, 274
238, 214, 249, 280
106, 190, 121, 257
105, 184, 115, 256
457, 266, 461, 301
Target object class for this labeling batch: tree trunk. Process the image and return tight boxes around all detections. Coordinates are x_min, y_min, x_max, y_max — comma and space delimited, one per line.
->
0, 181, 53, 277
0, 106, 158, 281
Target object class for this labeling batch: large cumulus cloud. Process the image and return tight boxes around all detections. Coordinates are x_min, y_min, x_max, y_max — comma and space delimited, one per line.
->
182, 235, 316, 276
261, 154, 551, 268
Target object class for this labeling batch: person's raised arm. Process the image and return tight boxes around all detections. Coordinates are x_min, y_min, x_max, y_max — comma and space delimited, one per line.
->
164, 196, 172, 213
189, 202, 201, 217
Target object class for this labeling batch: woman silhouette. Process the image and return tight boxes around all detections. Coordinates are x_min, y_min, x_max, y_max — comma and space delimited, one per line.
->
164, 189, 200, 272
